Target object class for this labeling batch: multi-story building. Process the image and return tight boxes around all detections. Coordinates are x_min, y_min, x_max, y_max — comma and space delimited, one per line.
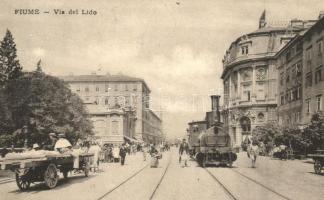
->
143, 109, 163, 144
275, 12, 324, 126
221, 11, 316, 148
61, 73, 163, 144
275, 34, 304, 127
302, 14, 324, 124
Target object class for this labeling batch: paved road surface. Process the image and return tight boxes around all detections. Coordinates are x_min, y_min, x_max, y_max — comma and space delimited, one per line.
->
1, 148, 323, 200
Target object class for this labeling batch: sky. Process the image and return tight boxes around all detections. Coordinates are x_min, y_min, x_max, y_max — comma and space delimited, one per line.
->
0, 0, 323, 139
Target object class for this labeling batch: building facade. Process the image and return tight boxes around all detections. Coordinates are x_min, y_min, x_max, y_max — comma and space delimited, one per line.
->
276, 34, 304, 127
86, 104, 136, 145
221, 11, 316, 149
275, 13, 324, 126
61, 73, 163, 144
302, 15, 324, 124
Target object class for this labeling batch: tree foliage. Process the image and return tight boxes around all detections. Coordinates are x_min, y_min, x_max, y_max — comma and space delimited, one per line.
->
2, 71, 94, 147
303, 111, 324, 151
0, 30, 22, 85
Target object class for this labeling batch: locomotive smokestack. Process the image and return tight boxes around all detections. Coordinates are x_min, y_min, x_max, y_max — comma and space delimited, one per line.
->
211, 95, 220, 122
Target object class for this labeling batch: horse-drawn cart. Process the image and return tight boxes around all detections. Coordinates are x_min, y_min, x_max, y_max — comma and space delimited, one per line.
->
308, 150, 324, 174
0, 152, 93, 190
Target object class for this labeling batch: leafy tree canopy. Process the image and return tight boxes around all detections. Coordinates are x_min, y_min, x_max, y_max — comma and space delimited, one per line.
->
1, 71, 93, 147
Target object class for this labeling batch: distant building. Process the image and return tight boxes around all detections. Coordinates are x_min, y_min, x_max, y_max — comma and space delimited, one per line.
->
61, 73, 163, 144
221, 10, 316, 149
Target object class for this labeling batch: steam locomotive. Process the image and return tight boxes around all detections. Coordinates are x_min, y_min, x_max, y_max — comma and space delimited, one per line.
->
187, 95, 237, 167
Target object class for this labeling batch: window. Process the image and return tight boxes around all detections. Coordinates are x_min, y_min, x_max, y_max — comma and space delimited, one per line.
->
105, 98, 109, 105
296, 42, 303, 53
241, 46, 249, 55
305, 72, 312, 88
96, 86, 99, 92
315, 67, 322, 84
114, 84, 118, 91
286, 71, 290, 83
125, 84, 129, 91
243, 91, 251, 101
85, 86, 89, 92
318, 40, 323, 55
133, 84, 137, 91
281, 95, 285, 105
76, 86, 80, 92
280, 72, 284, 85
85, 96, 90, 101
317, 95, 322, 111
306, 47, 312, 61
111, 121, 119, 135
105, 84, 110, 92
286, 51, 291, 61
296, 62, 302, 77
306, 99, 311, 114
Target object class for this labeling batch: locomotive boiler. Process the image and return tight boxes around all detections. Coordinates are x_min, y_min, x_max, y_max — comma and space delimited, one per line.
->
188, 95, 237, 167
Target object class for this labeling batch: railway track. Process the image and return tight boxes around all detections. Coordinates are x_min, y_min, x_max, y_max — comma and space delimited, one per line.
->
0, 177, 15, 185
204, 167, 292, 200
96, 152, 172, 200
204, 168, 239, 200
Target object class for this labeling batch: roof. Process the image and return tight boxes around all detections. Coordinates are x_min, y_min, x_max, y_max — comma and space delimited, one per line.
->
60, 74, 151, 92
61, 74, 143, 82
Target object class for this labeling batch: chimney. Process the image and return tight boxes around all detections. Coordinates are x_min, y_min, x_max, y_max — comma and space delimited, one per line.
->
210, 95, 221, 122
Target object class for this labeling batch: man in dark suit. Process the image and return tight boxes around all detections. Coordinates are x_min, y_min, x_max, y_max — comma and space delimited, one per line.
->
119, 143, 127, 165
179, 139, 189, 163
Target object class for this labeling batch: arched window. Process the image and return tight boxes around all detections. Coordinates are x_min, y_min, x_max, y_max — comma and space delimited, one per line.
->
240, 116, 251, 133
258, 112, 265, 121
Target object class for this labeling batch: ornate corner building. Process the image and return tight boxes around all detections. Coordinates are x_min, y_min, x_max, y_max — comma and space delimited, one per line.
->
221, 11, 316, 148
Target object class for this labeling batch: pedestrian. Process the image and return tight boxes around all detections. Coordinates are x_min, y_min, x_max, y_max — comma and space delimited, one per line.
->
119, 143, 127, 165
179, 139, 189, 163
249, 140, 259, 168
150, 145, 161, 168
89, 142, 101, 172
142, 143, 147, 161
181, 149, 189, 167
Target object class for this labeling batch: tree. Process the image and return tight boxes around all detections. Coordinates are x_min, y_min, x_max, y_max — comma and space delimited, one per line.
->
303, 111, 324, 152
3, 71, 93, 147
0, 29, 22, 86
252, 122, 282, 143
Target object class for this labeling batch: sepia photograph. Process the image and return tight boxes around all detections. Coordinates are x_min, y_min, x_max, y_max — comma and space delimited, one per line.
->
0, 0, 324, 199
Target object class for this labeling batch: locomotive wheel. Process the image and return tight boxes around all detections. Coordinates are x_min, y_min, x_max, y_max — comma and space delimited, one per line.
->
314, 160, 322, 174
44, 164, 59, 189
15, 173, 31, 191
62, 170, 68, 179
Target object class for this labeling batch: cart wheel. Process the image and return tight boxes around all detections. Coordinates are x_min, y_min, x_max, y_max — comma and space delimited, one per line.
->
314, 160, 322, 174
63, 170, 68, 179
15, 173, 31, 191
84, 162, 90, 177
228, 162, 233, 168
44, 164, 59, 189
